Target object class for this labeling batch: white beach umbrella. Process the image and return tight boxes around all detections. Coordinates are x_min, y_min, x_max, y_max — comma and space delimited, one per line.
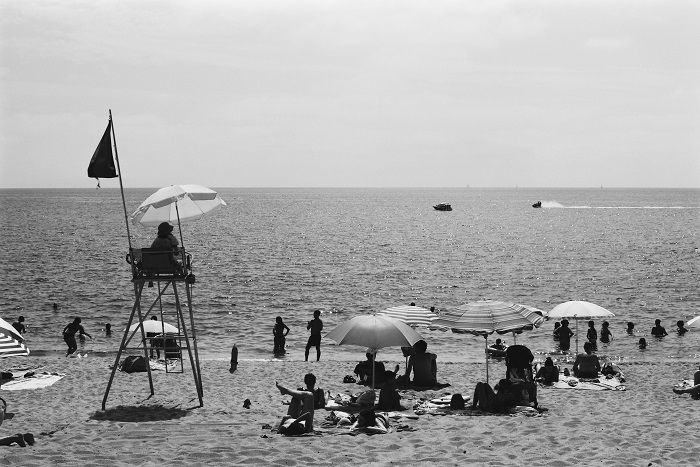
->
547, 301, 615, 353
131, 184, 227, 227
686, 315, 700, 328
326, 314, 423, 389
128, 320, 179, 335
0, 317, 30, 358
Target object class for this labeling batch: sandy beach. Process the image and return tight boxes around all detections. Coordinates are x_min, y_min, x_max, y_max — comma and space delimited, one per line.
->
1, 354, 698, 466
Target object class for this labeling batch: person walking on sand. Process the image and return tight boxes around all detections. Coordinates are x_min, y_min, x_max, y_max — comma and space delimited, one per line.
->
62, 317, 92, 356
305, 310, 323, 361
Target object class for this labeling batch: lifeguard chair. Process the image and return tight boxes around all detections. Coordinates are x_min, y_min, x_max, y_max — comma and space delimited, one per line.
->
102, 247, 203, 409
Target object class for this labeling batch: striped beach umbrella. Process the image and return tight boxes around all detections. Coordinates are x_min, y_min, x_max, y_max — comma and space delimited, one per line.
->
377, 304, 437, 327
0, 317, 30, 358
431, 300, 544, 382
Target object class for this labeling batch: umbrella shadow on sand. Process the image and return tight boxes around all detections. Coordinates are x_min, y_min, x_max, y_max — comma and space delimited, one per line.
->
91, 404, 190, 422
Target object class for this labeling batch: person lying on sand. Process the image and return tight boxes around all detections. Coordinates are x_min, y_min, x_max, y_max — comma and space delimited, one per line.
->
350, 408, 390, 434
672, 364, 700, 399
0, 433, 34, 447
472, 379, 526, 413
573, 342, 601, 378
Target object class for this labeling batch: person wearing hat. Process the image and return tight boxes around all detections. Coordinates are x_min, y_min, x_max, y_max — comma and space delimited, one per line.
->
151, 222, 179, 251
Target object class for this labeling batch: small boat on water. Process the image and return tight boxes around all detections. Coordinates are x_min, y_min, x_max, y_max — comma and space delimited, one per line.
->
532, 201, 542, 208
433, 203, 452, 211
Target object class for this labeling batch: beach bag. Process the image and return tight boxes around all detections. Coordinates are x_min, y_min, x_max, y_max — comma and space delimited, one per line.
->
121, 356, 148, 373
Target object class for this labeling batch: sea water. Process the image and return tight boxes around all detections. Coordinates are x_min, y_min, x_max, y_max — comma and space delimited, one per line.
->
0, 188, 698, 364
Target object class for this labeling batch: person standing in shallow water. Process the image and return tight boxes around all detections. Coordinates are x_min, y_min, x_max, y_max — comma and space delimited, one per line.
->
651, 319, 668, 337
305, 310, 323, 361
600, 321, 612, 344
586, 320, 598, 351
273, 316, 290, 355
558, 320, 574, 352
62, 317, 92, 356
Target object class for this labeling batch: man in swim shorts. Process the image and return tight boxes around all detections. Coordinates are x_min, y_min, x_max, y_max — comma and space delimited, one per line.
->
62, 317, 92, 356
305, 310, 323, 362
276, 376, 317, 435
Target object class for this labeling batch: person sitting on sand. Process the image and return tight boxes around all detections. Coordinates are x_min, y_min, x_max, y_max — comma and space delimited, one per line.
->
350, 408, 390, 434
672, 364, 700, 399
354, 351, 386, 386
651, 319, 668, 337
573, 342, 601, 378
62, 317, 92, 356
676, 320, 688, 336
405, 340, 437, 386
273, 316, 290, 355
151, 222, 179, 251
600, 321, 612, 344
472, 379, 526, 413
377, 367, 403, 411
276, 375, 318, 435
535, 357, 560, 385
638, 337, 647, 349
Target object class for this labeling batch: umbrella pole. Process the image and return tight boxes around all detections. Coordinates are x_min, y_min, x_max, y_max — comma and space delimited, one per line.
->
175, 202, 185, 250
575, 318, 579, 354
512, 331, 517, 345
484, 335, 489, 384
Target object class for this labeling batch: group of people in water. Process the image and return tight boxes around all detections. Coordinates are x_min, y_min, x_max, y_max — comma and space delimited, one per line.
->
551, 318, 690, 352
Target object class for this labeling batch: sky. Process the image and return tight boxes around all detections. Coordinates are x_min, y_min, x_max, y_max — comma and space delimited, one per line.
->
1, 0, 699, 188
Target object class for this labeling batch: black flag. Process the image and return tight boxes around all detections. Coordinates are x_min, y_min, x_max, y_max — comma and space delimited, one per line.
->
87, 121, 117, 180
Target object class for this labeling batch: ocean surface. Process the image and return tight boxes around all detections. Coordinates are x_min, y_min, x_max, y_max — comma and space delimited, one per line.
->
1, 188, 698, 365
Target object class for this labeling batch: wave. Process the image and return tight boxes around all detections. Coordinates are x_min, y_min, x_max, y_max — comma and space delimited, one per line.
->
540, 201, 699, 210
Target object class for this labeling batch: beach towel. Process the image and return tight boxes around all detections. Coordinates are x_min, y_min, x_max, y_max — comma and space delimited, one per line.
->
395, 381, 451, 391
1, 372, 65, 391
549, 375, 626, 391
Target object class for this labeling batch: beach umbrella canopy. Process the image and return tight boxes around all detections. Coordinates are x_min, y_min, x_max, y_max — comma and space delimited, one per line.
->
128, 320, 179, 335
686, 315, 700, 328
0, 317, 30, 358
326, 314, 423, 389
131, 184, 227, 227
431, 300, 545, 383
376, 304, 437, 327
547, 301, 615, 353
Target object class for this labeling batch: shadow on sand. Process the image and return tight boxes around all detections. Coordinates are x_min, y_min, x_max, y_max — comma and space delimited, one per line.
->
91, 405, 189, 422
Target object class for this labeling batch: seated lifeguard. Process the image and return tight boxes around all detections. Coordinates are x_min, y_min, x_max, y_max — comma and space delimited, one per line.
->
151, 222, 179, 250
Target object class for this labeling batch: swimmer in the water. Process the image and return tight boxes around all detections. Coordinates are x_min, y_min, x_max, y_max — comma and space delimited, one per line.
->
638, 337, 647, 350
626, 322, 634, 335
676, 320, 688, 336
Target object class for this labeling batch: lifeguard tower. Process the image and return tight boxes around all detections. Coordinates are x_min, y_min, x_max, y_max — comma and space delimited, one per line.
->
102, 247, 203, 410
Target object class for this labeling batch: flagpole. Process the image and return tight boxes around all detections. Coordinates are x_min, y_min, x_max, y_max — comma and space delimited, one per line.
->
109, 109, 133, 252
